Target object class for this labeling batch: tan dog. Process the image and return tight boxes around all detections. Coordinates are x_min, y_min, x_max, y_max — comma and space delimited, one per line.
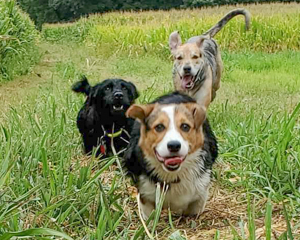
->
169, 9, 250, 109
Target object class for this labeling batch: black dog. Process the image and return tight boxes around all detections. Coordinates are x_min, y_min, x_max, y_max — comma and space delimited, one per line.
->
72, 76, 138, 157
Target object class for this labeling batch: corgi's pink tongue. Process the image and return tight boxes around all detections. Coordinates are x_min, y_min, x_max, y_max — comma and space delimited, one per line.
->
164, 157, 183, 166
181, 75, 193, 89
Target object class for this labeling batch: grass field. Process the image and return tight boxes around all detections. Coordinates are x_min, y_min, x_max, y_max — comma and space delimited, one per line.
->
1, 3, 300, 240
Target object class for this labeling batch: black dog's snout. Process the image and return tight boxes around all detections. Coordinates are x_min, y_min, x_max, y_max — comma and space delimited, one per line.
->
114, 91, 123, 100
167, 141, 181, 153
183, 66, 191, 73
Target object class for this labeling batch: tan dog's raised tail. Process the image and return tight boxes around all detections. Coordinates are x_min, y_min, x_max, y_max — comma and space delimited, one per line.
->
169, 9, 250, 109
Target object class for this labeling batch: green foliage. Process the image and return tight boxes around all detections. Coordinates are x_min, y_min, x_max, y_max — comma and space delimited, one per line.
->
0, 228, 73, 240
17, 0, 300, 28
1, 41, 299, 238
42, 19, 93, 43
17, 0, 184, 28
0, 0, 40, 82
42, 7, 300, 56
1, 3, 300, 239
183, 0, 299, 7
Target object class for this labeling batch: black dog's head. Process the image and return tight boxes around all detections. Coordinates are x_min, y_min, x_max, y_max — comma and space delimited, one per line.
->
72, 76, 139, 118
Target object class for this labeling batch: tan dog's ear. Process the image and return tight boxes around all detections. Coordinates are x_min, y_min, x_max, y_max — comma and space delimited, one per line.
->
126, 104, 155, 122
169, 31, 182, 53
195, 35, 208, 49
185, 103, 206, 129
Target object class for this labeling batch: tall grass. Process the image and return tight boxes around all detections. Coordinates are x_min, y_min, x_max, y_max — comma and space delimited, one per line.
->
43, 3, 300, 57
1, 2, 300, 239
85, 12, 300, 57
0, 0, 40, 82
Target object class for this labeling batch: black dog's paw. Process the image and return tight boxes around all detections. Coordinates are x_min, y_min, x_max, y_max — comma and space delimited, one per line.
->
72, 76, 91, 95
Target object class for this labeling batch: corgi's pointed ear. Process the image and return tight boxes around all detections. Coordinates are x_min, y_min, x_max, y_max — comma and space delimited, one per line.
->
126, 104, 155, 122
185, 103, 206, 129
169, 31, 182, 54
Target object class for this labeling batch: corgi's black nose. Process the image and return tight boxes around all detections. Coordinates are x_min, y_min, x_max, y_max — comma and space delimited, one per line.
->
167, 141, 181, 152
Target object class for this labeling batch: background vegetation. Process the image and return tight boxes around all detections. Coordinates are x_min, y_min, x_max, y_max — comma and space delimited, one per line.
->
17, 0, 300, 29
0, 1, 300, 239
42, 4, 300, 54
0, 0, 39, 82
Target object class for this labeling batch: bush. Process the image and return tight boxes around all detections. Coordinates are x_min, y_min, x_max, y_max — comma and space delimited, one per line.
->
0, 0, 40, 82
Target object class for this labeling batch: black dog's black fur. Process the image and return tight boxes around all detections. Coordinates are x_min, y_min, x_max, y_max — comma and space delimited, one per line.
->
124, 91, 218, 183
73, 76, 138, 157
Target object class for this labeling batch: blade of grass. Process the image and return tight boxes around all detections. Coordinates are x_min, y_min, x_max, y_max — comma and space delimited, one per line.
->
0, 228, 73, 240
283, 202, 294, 240
265, 193, 273, 240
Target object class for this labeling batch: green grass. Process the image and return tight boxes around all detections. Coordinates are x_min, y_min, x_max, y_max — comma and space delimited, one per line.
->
43, 3, 300, 57
0, 0, 40, 82
1, 3, 300, 239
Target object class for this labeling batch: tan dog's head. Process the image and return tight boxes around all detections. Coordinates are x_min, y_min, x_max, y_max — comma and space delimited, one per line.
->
169, 31, 207, 90
127, 102, 206, 172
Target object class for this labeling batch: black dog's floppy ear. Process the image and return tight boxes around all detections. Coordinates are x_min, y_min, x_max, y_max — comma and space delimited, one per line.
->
72, 76, 91, 96
127, 81, 139, 100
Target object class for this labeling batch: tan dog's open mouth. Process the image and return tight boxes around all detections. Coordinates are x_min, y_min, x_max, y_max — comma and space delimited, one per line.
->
155, 150, 185, 171
181, 75, 195, 90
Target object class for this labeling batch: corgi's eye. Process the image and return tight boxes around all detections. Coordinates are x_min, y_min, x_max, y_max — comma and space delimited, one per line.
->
192, 55, 199, 59
176, 55, 183, 60
180, 123, 191, 132
155, 124, 165, 133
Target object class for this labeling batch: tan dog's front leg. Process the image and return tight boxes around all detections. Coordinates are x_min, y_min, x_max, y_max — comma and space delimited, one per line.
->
194, 76, 213, 110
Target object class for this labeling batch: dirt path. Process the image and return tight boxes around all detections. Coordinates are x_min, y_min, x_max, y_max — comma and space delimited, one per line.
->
0, 42, 101, 121
0, 43, 59, 120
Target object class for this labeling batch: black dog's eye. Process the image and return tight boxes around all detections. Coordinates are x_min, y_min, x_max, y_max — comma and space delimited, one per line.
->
105, 86, 111, 91
122, 86, 127, 91
180, 123, 191, 132
155, 124, 165, 133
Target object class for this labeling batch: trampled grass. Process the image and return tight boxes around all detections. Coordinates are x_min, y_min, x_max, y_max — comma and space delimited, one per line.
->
1, 2, 300, 240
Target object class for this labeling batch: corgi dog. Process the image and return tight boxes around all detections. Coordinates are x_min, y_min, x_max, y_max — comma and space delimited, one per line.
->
125, 92, 218, 219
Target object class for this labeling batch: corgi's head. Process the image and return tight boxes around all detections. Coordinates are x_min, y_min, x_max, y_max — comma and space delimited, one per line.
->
126, 102, 206, 172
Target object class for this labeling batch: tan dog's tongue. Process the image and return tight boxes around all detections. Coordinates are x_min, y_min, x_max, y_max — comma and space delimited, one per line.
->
165, 157, 183, 166
181, 75, 193, 89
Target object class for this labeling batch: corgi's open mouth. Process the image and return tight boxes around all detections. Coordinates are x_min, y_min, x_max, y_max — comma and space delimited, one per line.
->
181, 74, 195, 90
155, 151, 185, 171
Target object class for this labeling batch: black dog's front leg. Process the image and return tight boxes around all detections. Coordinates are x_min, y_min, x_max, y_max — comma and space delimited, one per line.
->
77, 105, 102, 155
